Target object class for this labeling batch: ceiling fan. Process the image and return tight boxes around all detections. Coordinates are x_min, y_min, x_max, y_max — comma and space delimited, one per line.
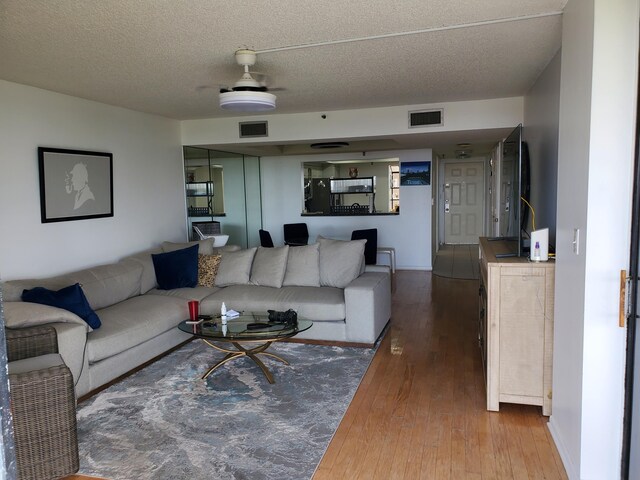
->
219, 49, 278, 112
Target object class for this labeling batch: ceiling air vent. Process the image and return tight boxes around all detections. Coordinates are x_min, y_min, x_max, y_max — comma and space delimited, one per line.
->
409, 109, 443, 128
239, 121, 268, 138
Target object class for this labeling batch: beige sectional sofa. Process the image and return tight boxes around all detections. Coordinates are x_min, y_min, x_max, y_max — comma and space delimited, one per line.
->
2, 237, 391, 398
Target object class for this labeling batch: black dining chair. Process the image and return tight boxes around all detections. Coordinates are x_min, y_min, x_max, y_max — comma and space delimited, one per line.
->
259, 229, 274, 248
283, 223, 309, 246
351, 228, 378, 265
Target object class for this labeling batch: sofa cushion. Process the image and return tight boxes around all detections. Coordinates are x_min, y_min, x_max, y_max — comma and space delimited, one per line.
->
162, 239, 214, 255
201, 285, 345, 321
213, 245, 241, 255
76, 261, 145, 310
198, 254, 221, 288
318, 237, 366, 288
8, 353, 65, 375
21, 283, 101, 329
152, 245, 199, 290
120, 247, 163, 294
88, 295, 187, 363
282, 243, 320, 287
250, 246, 289, 288
2, 260, 144, 310
147, 285, 219, 302
215, 247, 257, 287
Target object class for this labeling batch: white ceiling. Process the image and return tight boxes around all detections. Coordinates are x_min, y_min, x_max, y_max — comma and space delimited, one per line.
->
0, 0, 567, 155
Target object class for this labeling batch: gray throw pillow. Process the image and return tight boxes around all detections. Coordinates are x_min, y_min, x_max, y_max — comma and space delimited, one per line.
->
282, 243, 321, 287
250, 246, 289, 288
162, 239, 214, 255
214, 247, 257, 287
318, 237, 366, 288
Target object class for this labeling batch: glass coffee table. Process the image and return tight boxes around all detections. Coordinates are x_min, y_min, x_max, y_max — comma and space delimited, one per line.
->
178, 313, 312, 384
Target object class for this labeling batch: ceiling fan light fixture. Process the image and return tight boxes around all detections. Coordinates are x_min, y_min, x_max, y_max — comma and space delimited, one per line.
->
219, 91, 276, 111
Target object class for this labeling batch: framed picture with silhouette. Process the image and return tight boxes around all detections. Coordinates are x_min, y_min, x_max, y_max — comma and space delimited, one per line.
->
38, 147, 113, 223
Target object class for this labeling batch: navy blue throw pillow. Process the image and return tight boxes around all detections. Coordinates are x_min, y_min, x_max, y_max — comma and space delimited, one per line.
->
21, 283, 101, 329
152, 244, 199, 290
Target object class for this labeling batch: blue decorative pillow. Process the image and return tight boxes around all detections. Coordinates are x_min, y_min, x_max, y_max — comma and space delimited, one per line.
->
152, 244, 199, 290
21, 283, 101, 329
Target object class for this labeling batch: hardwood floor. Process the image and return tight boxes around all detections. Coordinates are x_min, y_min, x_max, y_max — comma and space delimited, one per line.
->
65, 270, 566, 480
313, 271, 567, 480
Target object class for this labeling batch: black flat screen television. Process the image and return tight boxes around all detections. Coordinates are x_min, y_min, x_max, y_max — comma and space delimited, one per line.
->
494, 124, 530, 258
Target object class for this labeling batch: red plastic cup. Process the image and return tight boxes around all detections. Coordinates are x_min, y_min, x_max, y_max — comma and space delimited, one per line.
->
188, 300, 199, 321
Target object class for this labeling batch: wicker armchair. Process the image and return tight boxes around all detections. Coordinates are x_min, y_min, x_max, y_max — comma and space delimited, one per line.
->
6, 325, 79, 480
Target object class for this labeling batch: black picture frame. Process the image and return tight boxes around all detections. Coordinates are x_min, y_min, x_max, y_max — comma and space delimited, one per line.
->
400, 161, 431, 186
38, 147, 113, 223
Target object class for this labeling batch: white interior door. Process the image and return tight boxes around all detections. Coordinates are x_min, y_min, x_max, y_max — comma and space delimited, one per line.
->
443, 160, 485, 244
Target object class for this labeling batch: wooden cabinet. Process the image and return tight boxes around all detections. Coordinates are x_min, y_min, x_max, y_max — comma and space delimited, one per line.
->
478, 237, 555, 416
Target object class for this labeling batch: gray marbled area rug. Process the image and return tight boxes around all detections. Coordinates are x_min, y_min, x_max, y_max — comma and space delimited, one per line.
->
76, 340, 377, 480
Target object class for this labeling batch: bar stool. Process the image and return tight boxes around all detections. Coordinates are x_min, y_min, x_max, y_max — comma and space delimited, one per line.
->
377, 246, 396, 273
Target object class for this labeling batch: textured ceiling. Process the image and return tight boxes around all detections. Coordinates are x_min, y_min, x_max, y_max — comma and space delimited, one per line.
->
0, 0, 567, 154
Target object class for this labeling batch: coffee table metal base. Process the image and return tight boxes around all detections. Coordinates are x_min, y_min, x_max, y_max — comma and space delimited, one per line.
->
201, 339, 289, 384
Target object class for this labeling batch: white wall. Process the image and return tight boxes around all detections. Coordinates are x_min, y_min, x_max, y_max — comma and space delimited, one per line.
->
0, 80, 185, 279
181, 97, 523, 148
261, 149, 433, 270
549, 1, 639, 478
523, 50, 561, 246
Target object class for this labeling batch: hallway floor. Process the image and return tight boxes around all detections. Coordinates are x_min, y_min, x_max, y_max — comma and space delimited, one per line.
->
432, 244, 479, 280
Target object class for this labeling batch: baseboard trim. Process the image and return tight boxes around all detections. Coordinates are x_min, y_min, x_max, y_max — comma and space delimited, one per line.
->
547, 416, 577, 479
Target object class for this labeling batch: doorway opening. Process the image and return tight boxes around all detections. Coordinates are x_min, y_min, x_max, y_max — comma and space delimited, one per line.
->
433, 158, 486, 279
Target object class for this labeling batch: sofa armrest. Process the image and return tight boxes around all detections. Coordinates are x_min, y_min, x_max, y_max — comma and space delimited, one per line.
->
5, 325, 58, 362
344, 272, 391, 345
50, 323, 89, 395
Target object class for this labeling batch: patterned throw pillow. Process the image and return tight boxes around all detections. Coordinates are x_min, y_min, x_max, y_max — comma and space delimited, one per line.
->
198, 254, 222, 287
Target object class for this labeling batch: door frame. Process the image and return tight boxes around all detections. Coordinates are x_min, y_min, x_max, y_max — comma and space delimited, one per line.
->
621, 45, 640, 478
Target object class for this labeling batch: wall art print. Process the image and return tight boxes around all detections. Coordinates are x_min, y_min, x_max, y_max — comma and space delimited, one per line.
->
38, 147, 113, 223
400, 161, 431, 186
